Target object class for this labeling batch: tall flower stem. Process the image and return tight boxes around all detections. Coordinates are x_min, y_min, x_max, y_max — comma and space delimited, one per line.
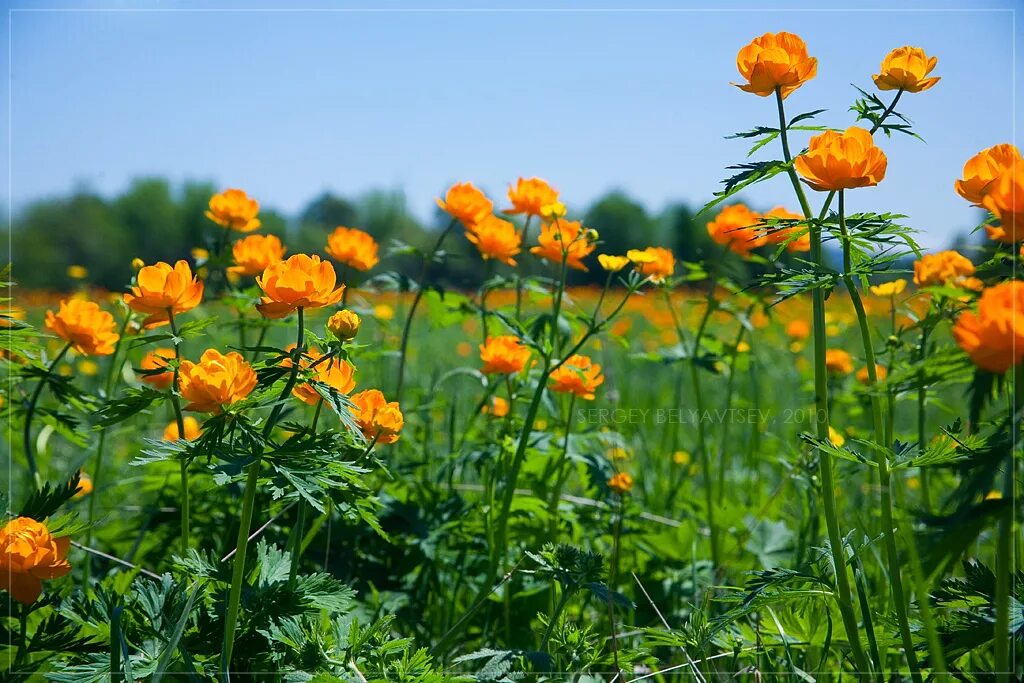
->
166, 309, 191, 555
546, 395, 576, 542
396, 219, 457, 401
994, 362, 1022, 681
289, 397, 324, 586
23, 341, 72, 489
775, 87, 872, 677
514, 216, 533, 321
838, 192, 921, 682
690, 281, 718, 568
917, 321, 933, 511
221, 307, 305, 680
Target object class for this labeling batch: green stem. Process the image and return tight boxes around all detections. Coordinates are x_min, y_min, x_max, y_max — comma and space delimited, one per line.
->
15, 603, 29, 668
539, 585, 573, 653
546, 395, 576, 543
994, 362, 1022, 681
690, 287, 718, 569
167, 308, 190, 555
514, 216, 532, 321
23, 342, 72, 489
917, 321, 933, 512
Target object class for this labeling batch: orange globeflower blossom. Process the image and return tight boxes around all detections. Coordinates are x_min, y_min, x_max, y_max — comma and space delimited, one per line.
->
954, 144, 1021, 205
856, 364, 888, 385
733, 32, 817, 99
465, 215, 522, 266
229, 234, 286, 277
178, 349, 258, 413
206, 188, 261, 233
505, 177, 559, 217
256, 254, 345, 319
763, 206, 810, 252
632, 246, 675, 283
325, 226, 380, 272
139, 348, 176, 390
952, 281, 1024, 373
350, 389, 404, 444
531, 220, 596, 271
873, 46, 940, 93
44, 299, 119, 356
549, 354, 604, 400
482, 396, 510, 418
608, 472, 634, 495
0, 517, 71, 604
163, 416, 203, 442
437, 182, 493, 226
707, 204, 767, 256
283, 345, 356, 405
327, 310, 361, 341
794, 127, 888, 192
981, 169, 1024, 244
480, 335, 531, 375
913, 251, 975, 287
786, 319, 810, 340
824, 349, 853, 375
123, 260, 204, 328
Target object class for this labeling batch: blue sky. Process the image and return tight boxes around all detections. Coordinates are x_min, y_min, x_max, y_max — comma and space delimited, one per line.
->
2, 0, 1020, 249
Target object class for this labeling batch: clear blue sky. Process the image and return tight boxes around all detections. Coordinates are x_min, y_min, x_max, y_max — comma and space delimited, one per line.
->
2, 0, 1020, 250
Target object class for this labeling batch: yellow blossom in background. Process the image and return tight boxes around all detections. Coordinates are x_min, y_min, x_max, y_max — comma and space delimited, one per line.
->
163, 416, 202, 442
873, 46, 940, 93
66, 265, 88, 280
505, 177, 559, 217
374, 304, 394, 321
625, 249, 657, 265
673, 451, 691, 466
206, 188, 261, 232
607, 447, 629, 461
192, 248, 210, 263
869, 279, 907, 297
794, 127, 887, 192
828, 426, 846, 447
598, 255, 630, 273
325, 226, 380, 272
540, 201, 567, 218
733, 31, 817, 99
77, 359, 99, 376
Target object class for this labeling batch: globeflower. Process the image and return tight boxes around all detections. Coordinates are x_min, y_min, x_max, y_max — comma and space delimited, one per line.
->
631, 246, 675, 283
873, 46, 940, 93
824, 349, 853, 375
283, 345, 356, 406
794, 127, 887, 192
597, 255, 630, 273
327, 310, 361, 341
785, 319, 810, 340
206, 188, 261, 233
482, 396, 510, 418
44, 299, 119, 356
325, 226, 380, 272
505, 177, 559, 217
123, 260, 204, 328
952, 281, 1024, 373
479, 335, 531, 375
706, 204, 766, 256
256, 254, 345, 319
163, 416, 203, 442
178, 349, 258, 413
229, 234, 287, 277
437, 182, 493, 226
763, 206, 810, 252
954, 144, 1021, 206
0, 517, 71, 604
608, 472, 634, 495
981, 170, 1024, 244
913, 251, 975, 287
139, 347, 176, 390
465, 215, 522, 266
733, 31, 817, 99
350, 389, 404, 444
549, 354, 604, 400
856, 364, 888, 385
869, 279, 907, 297
530, 219, 596, 271
73, 472, 93, 500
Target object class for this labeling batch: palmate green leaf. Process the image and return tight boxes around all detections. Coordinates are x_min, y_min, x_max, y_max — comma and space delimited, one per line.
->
698, 160, 789, 217
18, 472, 82, 521
798, 434, 875, 467
94, 387, 166, 427
850, 85, 922, 140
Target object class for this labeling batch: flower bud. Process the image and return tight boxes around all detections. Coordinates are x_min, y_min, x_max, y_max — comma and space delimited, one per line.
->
327, 310, 361, 341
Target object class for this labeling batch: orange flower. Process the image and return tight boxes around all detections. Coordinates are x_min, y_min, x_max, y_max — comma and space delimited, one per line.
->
981, 169, 1024, 244
530, 219, 596, 271
913, 251, 975, 287
482, 396, 510, 418
256, 254, 345, 319
549, 354, 604, 400
632, 246, 675, 282
955, 144, 1021, 206
44, 299, 119, 356
229, 234, 287, 277
350, 389, 404, 444
873, 46, 940, 93
436, 182, 493, 226
283, 345, 356, 406
952, 281, 1024, 373
327, 310, 361, 341
123, 260, 204, 328
608, 472, 634, 495
794, 127, 888, 192
824, 349, 853, 375
465, 215, 522, 266
0, 517, 71, 604
505, 177, 559, 217
856, 364, 888, 385
163, 416, 203, 442
325, 226, 380, 272
206, 188, 261, 233
139, 347, 176, 390
734, 32, 817, 99
763, 206, 810, 252
785, 319, 810, 340
178, 349, 257, 413
707, 204, 767, 255
480, 335, 531, 375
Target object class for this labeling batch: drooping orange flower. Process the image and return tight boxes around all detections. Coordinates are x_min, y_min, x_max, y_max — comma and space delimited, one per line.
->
123, 260, 204, 328
480, 335, 531, 375
465, 214, 522, 266
163, 416, 203, 442
763, 206, 810, 252
856, 364, 888, 385
44, 299, 119, 356
952, 281, 1024, 373
873, 46, 940, 93
733, 31, 818, 99
530, 219, 596, 271
350, 389, 404, 444
981, 169, 1024, 244
706, 204, 767, 256
632, 246, 676, 282
327, 310, 361, 341
256, 254, 345, 319
436, 182, 493, 226
283, 345, 356, 406
549, 354, 604, 400
824, 349, 853, 375
608, 472, 634, 495
505, 177, 559, 217
794, 127, 888, 192
325, 226, 380, 272
178, 349, 258, 413
0, 517, 71, 604
869, 279, 907, 297
229, 234, 287, 277
206, 188, 261, 233
913, 251, 975, 287
139, 347, 176, 390
955, 144, 1021, 206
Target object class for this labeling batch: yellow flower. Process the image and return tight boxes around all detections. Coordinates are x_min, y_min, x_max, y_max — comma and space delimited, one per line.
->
794, 127, 887, 192
608, 447, 629, 461
374, 304, 394, 321
479, 335, 531, 375
0, 517, 71, 604
626, 249, 657, 265
66, 265, 88, 280
178, 349, 258, 413
608, 472, 634, 495
465, 215, 522, 266
163, 416, 203, 442
598, 255, 630, 273
351, 389, 404, 444
77, 359, 99, 376
530, 219, 596, 271
869, 279, 907, 297
206, 188, 261, 232
873, 46, 940, 93
256, 254, 345, 319
229, 234, 287, 277
549, 354, 604, 400
44, 299, 119, 356
733, 31, 817, 99
437, 182, 493, 226
673, 451, 690, 466
327, 310, 361, 341
325, 226, 380, 272
131, 257, 145, 271
540, 201, 568, 219
828, 426, 845, 447
123, 260, 204, 328
505, 177, 559, 217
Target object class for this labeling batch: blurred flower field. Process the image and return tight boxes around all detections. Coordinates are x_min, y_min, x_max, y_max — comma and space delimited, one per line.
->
1, 32, 1021, 681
